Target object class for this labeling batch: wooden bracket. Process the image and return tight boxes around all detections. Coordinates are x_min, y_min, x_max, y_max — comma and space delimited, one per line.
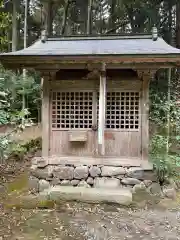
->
136, 69, 158, 81
175, 61, 180, 68
85, 69, 100, 79
40, 70, 57, 79
85, 62, 106, 80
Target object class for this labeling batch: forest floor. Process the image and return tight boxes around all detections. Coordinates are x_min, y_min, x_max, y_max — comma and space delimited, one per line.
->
0, 153, 180, 240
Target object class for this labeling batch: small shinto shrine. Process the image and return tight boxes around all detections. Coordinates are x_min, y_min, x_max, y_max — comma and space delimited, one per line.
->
1, 30, 180, 171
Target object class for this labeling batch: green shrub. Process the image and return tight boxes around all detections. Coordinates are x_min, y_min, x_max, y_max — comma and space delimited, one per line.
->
150, 134, 180, 184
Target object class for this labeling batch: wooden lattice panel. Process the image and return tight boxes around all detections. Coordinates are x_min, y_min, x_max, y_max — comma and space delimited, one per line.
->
97, 91, 140, 130
51, 91, 93, 129
106, 92, 140, 129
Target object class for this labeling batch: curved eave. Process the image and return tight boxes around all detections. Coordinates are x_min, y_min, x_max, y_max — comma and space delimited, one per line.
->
1, 54, 180, 70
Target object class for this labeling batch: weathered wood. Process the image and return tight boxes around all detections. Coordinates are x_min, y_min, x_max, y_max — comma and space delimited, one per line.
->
136, 69, 157, 80
42, 75, 50, 156
142, 79, 149, 161
50, 130, 141, 157
33, 156, 153, 170
50, 130, 96, 156
50, 79, 142, 91
49, 78, 142, 158
69, 131, 87, 142
137, 70, 157, 160
98, 63, 106, 155
4, 61, 175, 71
2, 55, 180, 67
92, 91, 98, 155
105, 131, 141, 157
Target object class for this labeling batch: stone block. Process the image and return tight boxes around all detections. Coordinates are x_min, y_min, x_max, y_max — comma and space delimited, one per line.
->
37, 159, 48, 168
53, 166, 74, 180
61, 180, 71, 186
101, 166, 126, 177
48, 186, 132, 206
89, 166, 101, 177
132, 187, 152, 203
175, 180, 180, 189
39, 179, 50, 192
115, 175, 124, 180
132, 182, 146, 193
142, 171, 157, 181
71, 179, 80, 186
31, 166, 54, 179
51, 178, 61, 186
168, 179, 179, 190
94, 177, 120, 188
30, 164, 37, 171
148, 183, 162, 196
127, 167, 144, 179
86, 177, 94, 185
31, 157, 38, 165
28, 176, 39, 192
78, 180, 91, 188
74, 166, 89, 179
143, 180, 152, 187
163, 187, 176, 199
121, 178, 141, 186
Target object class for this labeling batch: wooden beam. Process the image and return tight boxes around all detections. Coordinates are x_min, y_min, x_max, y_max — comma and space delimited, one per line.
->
98, 63, 106, 155
141, 77, 150, 161
136, 69, 157, 80
2, 55, 180, 65
136, 69, 157, 161
33, 156, 153, 170
92, 90, 98, 156
42, 73, 50, 157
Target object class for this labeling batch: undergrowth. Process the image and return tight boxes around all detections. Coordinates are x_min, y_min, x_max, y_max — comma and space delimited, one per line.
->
150, 134, 180, 185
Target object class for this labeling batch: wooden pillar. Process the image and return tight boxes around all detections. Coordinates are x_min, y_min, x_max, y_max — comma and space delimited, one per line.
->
141, 75, 150, 161
137, 69, 157, 161
92, 90, 98, 155
98, 63, 106, 155
42, 74, 50, 157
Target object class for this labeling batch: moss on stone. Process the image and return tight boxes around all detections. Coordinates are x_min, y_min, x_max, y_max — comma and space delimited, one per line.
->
7, 173, 29, 193
5, 196, 56, 209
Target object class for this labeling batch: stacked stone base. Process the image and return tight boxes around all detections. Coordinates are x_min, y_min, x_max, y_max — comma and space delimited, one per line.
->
29, 159, 157, 193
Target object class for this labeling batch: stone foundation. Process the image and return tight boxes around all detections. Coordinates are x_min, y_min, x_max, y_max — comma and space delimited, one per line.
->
29, 158, 157, 193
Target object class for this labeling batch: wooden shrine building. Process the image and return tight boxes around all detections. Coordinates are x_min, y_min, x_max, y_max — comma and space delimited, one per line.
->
1, 29, 180, 168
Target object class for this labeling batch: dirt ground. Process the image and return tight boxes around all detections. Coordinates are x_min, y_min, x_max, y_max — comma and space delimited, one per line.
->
0, 155, 180, 240
0, 201, 180, 240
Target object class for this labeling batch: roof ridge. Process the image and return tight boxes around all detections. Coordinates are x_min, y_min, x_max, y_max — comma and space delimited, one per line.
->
46, 34, 152, 42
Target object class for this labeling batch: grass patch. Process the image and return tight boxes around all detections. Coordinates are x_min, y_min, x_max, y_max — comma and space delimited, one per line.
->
7, 172, 29, 193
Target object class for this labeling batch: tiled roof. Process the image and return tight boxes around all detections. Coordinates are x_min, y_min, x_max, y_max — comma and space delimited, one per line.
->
1, 35, 180, 56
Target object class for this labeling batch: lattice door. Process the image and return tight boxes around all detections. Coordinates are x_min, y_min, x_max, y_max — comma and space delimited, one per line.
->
50, 89, 141, 157
97, 91, 140, 130
51, 91, 93, 129
97, 91, 141, 157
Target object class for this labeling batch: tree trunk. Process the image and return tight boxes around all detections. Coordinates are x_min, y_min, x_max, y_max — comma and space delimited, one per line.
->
61, 0, 70, 35
47, 0, 53, 35
168, 2, 173, 45
176, 1, 180, 48
87, 0, 92, 34
12, 0, 18, 51
109, 0, 116, 32
44, 0, 53, 35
